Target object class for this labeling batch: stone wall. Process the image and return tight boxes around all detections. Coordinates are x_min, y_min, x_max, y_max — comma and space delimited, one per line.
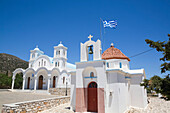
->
49, 88, 70, 96
2, 96, 70, 113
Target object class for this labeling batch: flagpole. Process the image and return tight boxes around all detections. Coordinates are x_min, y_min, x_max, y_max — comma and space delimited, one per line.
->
100, 18, 103, 52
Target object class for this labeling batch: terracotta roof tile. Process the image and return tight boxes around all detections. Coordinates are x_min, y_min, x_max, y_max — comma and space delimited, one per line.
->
102, 46, 130, 61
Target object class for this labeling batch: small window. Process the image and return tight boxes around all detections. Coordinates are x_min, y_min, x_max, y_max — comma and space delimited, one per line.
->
107, 62, 109, 68
44, 61, 46, 66
41, 59, 43, 66
32, 53, 35, 58
90, 72, 94, 78
58, 62, 60, 67
63, 77, 65, 84
56, 51, 60, 55
39, 62, 40, 66
120, 62, 122, 68
55, 62, 58, 67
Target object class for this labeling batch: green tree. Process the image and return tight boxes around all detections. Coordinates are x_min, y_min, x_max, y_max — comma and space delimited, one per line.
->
140, 79, 151, 93
150, 75, 162, 94
161, 74, 170, 100
145, 35, 170, 73
14, 73, 23, 89
0, 73, 12, 89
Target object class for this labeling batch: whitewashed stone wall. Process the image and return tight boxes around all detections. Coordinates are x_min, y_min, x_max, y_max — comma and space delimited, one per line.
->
2, 96, 70, 113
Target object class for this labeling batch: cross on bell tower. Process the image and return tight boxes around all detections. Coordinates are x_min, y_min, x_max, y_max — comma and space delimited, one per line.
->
88, 35, 93, 41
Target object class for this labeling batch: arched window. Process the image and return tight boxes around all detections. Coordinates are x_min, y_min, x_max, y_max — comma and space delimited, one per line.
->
120, 62, 122, 68
58, 62, 60, 67
63, 77, 65, 84
63, 50, 65, 56
41, 59, 43, 66
107, 62, 109, 68
55, 62, 58, 67
32, 53, 35, 58
39, 62, 40, 66
90, 72, 94, 78
44, 61, 46, 66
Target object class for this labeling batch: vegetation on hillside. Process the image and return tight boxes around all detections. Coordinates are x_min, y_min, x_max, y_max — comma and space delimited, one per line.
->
0, 53, 28, 75
0, 53, 27, 89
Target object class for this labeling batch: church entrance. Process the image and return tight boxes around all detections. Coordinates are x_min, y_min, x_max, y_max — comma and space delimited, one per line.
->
27, 77, 30, 89
38, 75, 43, 89
88, 82, 98, 112
53, 76, 56, 88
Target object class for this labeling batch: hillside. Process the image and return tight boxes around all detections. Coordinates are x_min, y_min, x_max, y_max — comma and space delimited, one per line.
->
0, 53, 28, 76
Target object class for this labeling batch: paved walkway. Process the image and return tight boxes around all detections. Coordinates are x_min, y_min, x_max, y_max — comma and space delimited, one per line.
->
39, 102, 74, 113
0, 90, 57, 111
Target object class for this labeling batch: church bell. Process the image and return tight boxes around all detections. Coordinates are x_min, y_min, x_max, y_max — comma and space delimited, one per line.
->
88, 45, 93, 54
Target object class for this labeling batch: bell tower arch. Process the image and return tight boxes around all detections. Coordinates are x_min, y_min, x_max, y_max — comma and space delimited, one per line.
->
80, 35, 102, 62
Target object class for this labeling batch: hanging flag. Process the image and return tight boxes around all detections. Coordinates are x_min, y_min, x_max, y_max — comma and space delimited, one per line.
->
103, 20, 117, 28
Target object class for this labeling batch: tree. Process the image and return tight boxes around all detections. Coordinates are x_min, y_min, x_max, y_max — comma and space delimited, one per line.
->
140, 79, 151, 93
145, 35, 170, 73
14, 73, 23, 89
150, 75, 162, 94
161, 74, 170, 100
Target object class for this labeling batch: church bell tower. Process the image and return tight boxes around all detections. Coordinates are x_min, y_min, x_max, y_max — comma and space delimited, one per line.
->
80, 35, 102, 62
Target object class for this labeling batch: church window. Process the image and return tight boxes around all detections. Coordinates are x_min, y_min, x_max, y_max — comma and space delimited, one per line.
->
120, 62, 122, 68
41, 59, 43, 66
44, 61, 46, 66
32, 53, 35, 58
63, 77, 65, 84
56, 51, 60, 55
39, 62, 40, 66
55, 62, 58, 67
90, 72, 94, 78
58, 62, 60, 67
107, 62, 109, 68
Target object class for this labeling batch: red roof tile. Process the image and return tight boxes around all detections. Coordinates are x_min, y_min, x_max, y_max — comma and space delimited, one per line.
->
102, 45, 130, 61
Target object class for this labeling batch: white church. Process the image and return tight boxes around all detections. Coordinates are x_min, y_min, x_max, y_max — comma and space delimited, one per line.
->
70, 35, 147, 113
11, 42, 76, 90
11, 35, 147, 113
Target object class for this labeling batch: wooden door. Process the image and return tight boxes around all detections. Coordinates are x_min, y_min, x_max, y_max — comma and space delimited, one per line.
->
38, 75, 43, 89
53, 76, 56, 88
27, 77, 30, 89
88, 82, 98, 112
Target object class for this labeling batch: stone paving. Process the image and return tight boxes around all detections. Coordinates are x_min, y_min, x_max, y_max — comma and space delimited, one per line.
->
0, 90, 57, 112
39, 102, 74, 113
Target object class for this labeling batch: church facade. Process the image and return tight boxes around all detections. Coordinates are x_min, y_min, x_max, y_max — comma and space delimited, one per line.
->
70, 35, 147, 113
11, 42, 76, 91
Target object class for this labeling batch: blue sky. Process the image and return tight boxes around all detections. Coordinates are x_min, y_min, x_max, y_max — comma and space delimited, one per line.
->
0, 0, 170, 78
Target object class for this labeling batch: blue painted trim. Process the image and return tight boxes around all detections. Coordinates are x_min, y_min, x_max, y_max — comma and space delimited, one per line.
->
125, 76, 131, 79
84, 76, 97, 78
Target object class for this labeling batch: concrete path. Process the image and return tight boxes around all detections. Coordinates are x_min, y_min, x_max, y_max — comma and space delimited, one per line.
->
39, 102, 74, 113
0, 90, 57, 111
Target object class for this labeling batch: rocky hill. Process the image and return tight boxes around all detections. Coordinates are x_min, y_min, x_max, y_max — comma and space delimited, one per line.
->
0, 53, 28, 76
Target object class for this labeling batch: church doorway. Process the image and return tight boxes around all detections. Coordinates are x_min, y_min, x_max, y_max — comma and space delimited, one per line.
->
88, 82, 98, 112
38, 75, 43, 89
53, 76, 56, 88
27, 77, 30, 89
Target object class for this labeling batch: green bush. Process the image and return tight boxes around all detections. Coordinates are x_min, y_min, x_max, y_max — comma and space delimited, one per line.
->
0, 73, 12, 89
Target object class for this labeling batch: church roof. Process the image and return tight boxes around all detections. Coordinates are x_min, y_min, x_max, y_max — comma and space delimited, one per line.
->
102, 45, 130, 61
